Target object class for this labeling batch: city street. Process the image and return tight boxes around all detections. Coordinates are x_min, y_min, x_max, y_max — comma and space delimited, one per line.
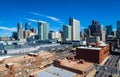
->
95, 55, 120, 77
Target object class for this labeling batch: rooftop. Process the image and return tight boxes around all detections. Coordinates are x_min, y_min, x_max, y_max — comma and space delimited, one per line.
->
77, 46, 101, 50
0, 63, 21, 72
0, 55, 12, 61
98, 43, 108, 46
31, 66, 77, 77
38, 51, 53, 57
3, 55, 33, 64
1, 51, 53, 64
59, 59, 94, 71
0, 64, 7, 72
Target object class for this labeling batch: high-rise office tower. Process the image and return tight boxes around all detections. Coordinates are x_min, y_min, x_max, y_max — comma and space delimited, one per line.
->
84, 28, 91, 37
63, 24, 71, 42
89, 20, 100, 36
17, 23, 23, 40
38, 21, 49, 40
101, 25, 106, 42
69, 17, 80, 41
106, 25, 112, 35
116, 21, 120, 38
89, 20, 106, 42
31, 28, 36, 33
25, 23, 31, 30
12, 32, 18, 40
23, 30, 29, 39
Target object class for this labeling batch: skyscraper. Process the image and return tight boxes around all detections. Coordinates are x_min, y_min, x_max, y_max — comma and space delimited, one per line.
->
23, 30, 29, 39
17, 23, 23, 40
38, 21, 49, 40
31, 28, 36, 33
106, 25, 112, 35
116, 21, 120, 38
89, 20, 100, 36
84, 28, 91, 37
63, 24, 71, 42
25, 23, 31, 30
89, 20, 106, 42
12, 32, 18, 40
69, 17, 80, 41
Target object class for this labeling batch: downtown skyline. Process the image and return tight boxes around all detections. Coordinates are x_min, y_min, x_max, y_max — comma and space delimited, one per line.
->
0, 0, 120, 36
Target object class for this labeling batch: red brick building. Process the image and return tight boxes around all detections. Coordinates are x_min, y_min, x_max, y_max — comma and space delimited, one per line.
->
76, 44, 109, 64
0, 51, 56, 77
53, 58, 94, 77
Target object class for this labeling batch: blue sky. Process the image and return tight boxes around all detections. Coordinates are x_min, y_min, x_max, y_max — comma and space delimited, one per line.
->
0, 0, 120, 36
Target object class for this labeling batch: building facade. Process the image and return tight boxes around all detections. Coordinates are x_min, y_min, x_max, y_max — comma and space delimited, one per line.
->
49, 31, 61, 41
12, 32, 18, 40
76, 44, 109, 64
69, 18, 80, 41
63, 24, 71, 42
23, 30, 29, 39
38, 21, 49, 40
87, 36, 100, 43
17, 23, 23, 40
84, 28, 91, 37
106, 25, 112, 36
116, 21, 120, 38
89, 20, 106, 42
0, 51, 56, 77
25, 23, 31, 30
53, 58, 94, 77
31, 28, 36, 33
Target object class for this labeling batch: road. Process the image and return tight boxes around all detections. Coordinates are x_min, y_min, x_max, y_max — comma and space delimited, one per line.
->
95, 55, 120, 77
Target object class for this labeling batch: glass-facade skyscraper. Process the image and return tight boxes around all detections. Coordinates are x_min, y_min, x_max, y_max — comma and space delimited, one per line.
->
106, 25, 112, 35
25, 23, 31, 30
17, 23, 23, 40
69, 17, 80, 41
63, 24, 71, 42
116, 21, 120, 38
38, 21, 49, 40
89, 20, 106, 42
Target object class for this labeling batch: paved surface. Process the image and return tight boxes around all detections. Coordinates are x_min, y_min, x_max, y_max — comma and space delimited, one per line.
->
95, 55, 120, 77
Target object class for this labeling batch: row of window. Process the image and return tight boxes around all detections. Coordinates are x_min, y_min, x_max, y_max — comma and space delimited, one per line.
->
0, 70, 8, 76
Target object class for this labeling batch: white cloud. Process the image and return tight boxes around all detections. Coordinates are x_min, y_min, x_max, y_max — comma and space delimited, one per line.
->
30, 12, 44, 16
46, 16, 60, 22
23, 18, 38, 22
30, 12, 63, 24
0, 26, 17, 32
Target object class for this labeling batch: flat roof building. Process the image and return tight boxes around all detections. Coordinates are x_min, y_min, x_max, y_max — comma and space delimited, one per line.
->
30, 66, 78, 77
53, 58, 94, 77
76, 44, 110, 64
0, 51, 56, 77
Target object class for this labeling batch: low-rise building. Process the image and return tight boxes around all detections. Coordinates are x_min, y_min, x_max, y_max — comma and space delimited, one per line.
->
76, 44, 109, 64
0, 51, 56, 77
53, 58, 94, 77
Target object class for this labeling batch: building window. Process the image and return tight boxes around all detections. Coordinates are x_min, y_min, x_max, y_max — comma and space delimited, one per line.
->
10, 68, 12, 70
4, 71, 8, 75
10, 72, 12, 75
0, 72, 1, 76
